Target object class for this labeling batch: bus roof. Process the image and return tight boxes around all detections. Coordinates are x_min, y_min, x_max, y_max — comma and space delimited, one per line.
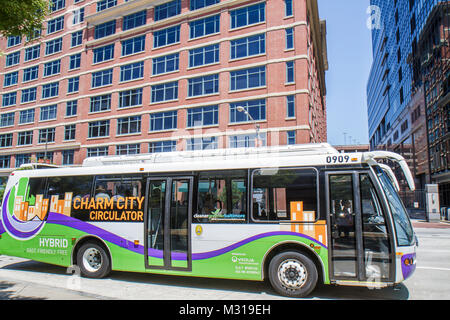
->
8, 143, 415, 191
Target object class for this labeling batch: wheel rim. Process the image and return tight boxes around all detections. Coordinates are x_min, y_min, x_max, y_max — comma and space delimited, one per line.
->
82, 248, 102, 273
277, 259, 308, 290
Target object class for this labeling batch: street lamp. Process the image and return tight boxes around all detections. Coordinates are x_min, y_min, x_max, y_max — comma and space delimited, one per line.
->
236, 106, 261, 148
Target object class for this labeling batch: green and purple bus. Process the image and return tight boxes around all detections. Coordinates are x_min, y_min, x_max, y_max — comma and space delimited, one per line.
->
0, 144, 417, 297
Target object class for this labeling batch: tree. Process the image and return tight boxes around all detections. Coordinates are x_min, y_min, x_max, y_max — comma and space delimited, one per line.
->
0, 0, 49, 39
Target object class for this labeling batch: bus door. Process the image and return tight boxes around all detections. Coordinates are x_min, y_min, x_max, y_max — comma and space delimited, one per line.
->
144, 177, 193, 271
325, 171, 394, 284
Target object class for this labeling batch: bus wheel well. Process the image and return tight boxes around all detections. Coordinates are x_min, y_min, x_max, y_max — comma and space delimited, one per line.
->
72, 236, 112, 268
263, 243, 324, 285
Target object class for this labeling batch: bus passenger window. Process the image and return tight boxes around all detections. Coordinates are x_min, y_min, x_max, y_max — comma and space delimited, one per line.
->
194, 170, 247, 223
252, 169, 318, 222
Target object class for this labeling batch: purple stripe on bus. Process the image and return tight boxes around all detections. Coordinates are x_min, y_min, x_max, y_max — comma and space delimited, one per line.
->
1, 209, 327, 261
192, 231, 327, 260
1, 190, 46, 239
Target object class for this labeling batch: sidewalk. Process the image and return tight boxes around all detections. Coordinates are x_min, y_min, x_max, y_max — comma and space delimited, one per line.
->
411, 219, 450, 229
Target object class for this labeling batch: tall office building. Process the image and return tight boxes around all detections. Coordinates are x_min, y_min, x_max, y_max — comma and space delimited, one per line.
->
367, 0, 447, 190
0, 0, 328, 176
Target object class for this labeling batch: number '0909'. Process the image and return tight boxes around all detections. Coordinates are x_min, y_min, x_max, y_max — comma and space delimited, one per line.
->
326, 155, 350, 164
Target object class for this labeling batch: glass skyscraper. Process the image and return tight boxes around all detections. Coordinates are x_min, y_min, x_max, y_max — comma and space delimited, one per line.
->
367, 0, 445, 149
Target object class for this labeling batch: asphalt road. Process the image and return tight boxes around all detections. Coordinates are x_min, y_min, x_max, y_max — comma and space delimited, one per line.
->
0, 219, 448, 301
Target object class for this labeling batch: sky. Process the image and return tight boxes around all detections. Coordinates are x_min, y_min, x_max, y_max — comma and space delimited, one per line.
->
317, 0, 373, 145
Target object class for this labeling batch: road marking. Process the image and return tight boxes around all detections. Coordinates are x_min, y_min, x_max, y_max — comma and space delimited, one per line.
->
417, 266, 450, 271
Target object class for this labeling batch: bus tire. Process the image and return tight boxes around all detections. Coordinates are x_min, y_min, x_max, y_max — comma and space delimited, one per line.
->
268, 251, 318, 298
76, 242, 111, 279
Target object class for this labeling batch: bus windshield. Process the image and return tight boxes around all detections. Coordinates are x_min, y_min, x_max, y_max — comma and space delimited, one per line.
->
374, 166, 415, 246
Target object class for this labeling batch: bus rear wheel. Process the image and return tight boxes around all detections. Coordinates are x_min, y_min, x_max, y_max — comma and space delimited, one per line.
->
268, 251, 318, 298
76, 242, 111, 279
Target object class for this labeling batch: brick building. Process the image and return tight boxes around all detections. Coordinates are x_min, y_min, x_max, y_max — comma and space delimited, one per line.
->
0, 0, 328, 174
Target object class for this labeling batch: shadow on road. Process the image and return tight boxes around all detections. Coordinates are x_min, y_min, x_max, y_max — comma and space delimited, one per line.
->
1, 259, 410, 300
0, 281, 46, 300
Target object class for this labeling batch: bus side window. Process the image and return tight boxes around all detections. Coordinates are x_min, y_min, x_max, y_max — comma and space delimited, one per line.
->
194, 170, 247, 223
252, 169, 318, 222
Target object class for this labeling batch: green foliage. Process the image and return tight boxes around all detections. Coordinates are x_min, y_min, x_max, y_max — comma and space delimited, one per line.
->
0, 0, 49, 39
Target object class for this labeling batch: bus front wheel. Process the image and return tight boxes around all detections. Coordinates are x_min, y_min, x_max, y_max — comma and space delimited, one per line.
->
268, 251, 318, 298
76, 242, 111, 279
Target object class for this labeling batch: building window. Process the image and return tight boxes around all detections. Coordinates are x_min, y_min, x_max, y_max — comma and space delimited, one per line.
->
64, 124, 76, 141
117, 116, 141, 135
45, 37, 63, 55
189, 44, 219, 68
153, 25, 180, 48
0, 112, 15, 127
66, 100, 77, 117
24, 45, 40, 61
285, 0, 293, 16
50, 0, 65, 12
155, 0, 180, 21
188, 74, 219, 97
2, 92, 17, 107
44, 59, 61, 77
189, 14, 220, 39
123, 10, 147, 31
4, 71, 18, 87
230, 99, 266, 123
62, 150, 75, 165
40, 104, 57, 121
93, 44, 114, 63
120, 61, 144, 82
230, 66, 265, 91
15, 154, 32, 167
286, 95, 295, 118
150, 111, 177, 131
152, 53, 179, 75
23, 66, 39, 82
88, 120, 110, 138
68, 77, 79, 93
229, 133, 266, 148
97, 0, 116, 12
119, 88, 143, 109
190, 0, 219, 11
0, 133, 13, 148
6, 52, 20, 67
287, 130, 296, 145
230, 33, 265, 59
42, 82, 59, 99
95, 20, 116, 39
285, 27, 294, 49
87, 146, 109, 157
21, 88, 37, 103
72, 7, 85, 25
286, 61, 295, 83
38, 128, 55, 144
230, 2, 265, 29
116, 144, 140, 155
71, 30, 83, 47
0, 155, 10, 168
19, 109, 35, 124
7, 36, 21, 48
151, 81, 178, 103
91, 69, 113, 88
121, 35, 145, 56
187, 105, 218, 127
187, 137, 217, 150
17, 131, 33, 146
90, 94, 111, 113
47, 16, 64, 34
149, 141, 177, 153
69, 53, 81, 70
